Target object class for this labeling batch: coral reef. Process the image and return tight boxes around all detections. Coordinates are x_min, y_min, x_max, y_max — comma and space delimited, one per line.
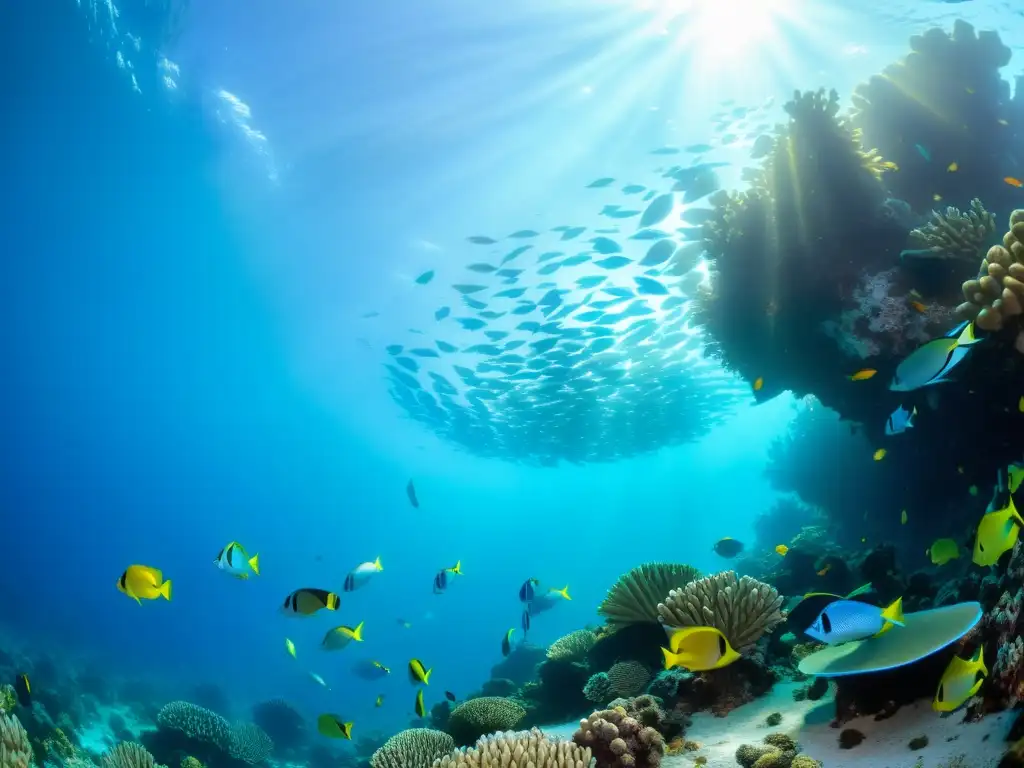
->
605, 696, 689, 742
735, 733, 819, 768
371, 729, 455, 768
606, 662, 652, 699
102, 742, 156, 768
904, 198, 995, 263
598, 564, 701, 630
547, 631, 597, 662
227, 723, 273, 764
572, 707, 664, 768
433, 728, 591, 768
657, 571, 785, 652
0, 713, 31, 768
445, 698, 526, 747
583, 673, 612, 705
958, 210, 1024, 332
155, 702, 231, 752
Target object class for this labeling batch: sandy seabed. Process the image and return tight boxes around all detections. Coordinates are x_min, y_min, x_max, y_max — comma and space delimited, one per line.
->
543, 682, 1017, 768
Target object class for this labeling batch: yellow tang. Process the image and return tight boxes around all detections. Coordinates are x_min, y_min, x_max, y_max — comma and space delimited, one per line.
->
661, 626, 740, 672
973, 497, 1024, 567
117, 565, 172, 605
285, 638, 296, 658
873, 448, 887, 461
317, 714, 353, 740
934, 647, 986, 712
775, 544, 789, 556
928, 538, 960, 566
408, 659, 432, 685
415, 689, 426, 718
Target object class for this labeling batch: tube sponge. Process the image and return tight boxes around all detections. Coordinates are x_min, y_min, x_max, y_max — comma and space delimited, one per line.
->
958, 209, 1024, 331
0, 713, 32, 768
433, 728, 591, 768
372, 728, 455, 768
656, 571, 784, 653
598, 563, 701, 630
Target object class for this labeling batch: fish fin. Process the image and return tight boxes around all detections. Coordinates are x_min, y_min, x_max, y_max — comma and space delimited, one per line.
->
845, 583, 874, 599
133, 595, 142, 606
973, 647, 987, 676
661, 646, 679, 670
558, 585, 572, 600
249, 553, 260, 575
423, 668, 432, 685
237, 573, 249, 581
881, 596, 904, 626
353, 621, 364, 641
374, 556, 383, 571
160, 580, 173, 601
945, 320, 969, 339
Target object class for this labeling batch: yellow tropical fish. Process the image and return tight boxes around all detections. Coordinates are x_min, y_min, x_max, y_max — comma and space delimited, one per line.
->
873, 448, 887, 461
116, 565, 172, 605
322, 622, 364, 651
1009, 463, 1024, 495
775, 544, 789, 556
973, 498, 1024, 567
947, 162, 958, 172
285, 638, 297, 658
661, 626, 740, 672
317, 714, 353, 740
934, 647, 986, 712
415, 689, 426, 718
282, 589, 340, 616
447, 560, 463, 575
901, 509, 908, 525
928, 538, 960, 565
848, 368, 877, 381
375, 695, 384, 708
214, 541, 260, 579
408, 659, 432, 685
753, 377, 764, 391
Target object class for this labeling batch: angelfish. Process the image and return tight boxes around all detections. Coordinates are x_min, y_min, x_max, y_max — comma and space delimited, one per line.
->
934, 647, 987, 712
661, 626, 740, 672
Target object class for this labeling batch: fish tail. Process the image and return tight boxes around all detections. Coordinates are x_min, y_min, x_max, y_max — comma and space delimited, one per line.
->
249, 553, 260, 576
159, 580, 173, 601
557, 585, 571, 601
452, 560, 462, 575
353, 621, 365, 641
423, 667, 432, 685
328, 593, 340, 610
881, 596, 904, 626
374, 556, 383, 571
974, 647, 988, 675
661, 646, 680, 670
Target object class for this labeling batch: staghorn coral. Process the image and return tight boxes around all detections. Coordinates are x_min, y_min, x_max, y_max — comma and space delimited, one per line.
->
584, 673, 613, 704
0, 713, 31, 768
598, 563, 701, 630
157, 702, 232, 751
432, 728, 591, 768
606, 663, 652, 698
228, 723, 273, 764
657, 571, 784, 652
958, 209, 1024, 332
573, 707, 663, 768
547, 631, 597, 661
102, 743, 156, 768
904, 198, 995, 262
446, 698, 526, 747
372, 728, 455, 768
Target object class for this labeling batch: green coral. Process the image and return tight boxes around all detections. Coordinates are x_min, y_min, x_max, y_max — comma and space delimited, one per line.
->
790, 757, 821, 768
371, 728, 454, 768
0, 688, 14, 716
445, 697, 526, 747
763, 734, 796, 752
181, 758, 203, 768
546, 630, 596, 661
156, 702, 232, 751
583, 672, 612, 704
598, 563, 701, 630
102, 742, 156, 768
0, 713, 32, 768
47, 728, 76, 760
736, 744, 778, 768
904, 198, 995, 262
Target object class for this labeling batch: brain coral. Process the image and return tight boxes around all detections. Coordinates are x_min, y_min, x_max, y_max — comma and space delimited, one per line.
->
446, 698, 527, 747
372, 729, 456, 768
657, 571, 784, 652
432, 728, 591, 768
157, 702, 232, 751
0, 713, 32, 768
101, 742, 156, 768
547, 630, 597, 661
606, 662, 652, 698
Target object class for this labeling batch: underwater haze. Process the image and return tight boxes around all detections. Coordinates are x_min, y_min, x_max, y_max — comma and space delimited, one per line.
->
3, 0, 1024, 766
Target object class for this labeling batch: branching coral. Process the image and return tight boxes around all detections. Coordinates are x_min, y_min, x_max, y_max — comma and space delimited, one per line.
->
547, 631, 597, 661
657, 571, 784, 652
584, 673, 613, 704
0, 713, 31, 768
433, 728, 591, 768
102, 742, 156, 768
606, 663, 652, 699
958, 209, 1024, 332
573, 707, 663, 768
904, 198, 995, 262
598, 563, 701, 630
228, 723, 274, 764
372, 729, 455, 768
446, 698, 526, 747
157, 702, 232, 752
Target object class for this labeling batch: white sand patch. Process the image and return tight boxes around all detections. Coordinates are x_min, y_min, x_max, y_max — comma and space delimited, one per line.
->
77, 703, 155, 754
541, 682, 1016, 768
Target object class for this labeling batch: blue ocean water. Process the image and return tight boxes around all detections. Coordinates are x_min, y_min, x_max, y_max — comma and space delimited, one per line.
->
3, 0, 1024, 757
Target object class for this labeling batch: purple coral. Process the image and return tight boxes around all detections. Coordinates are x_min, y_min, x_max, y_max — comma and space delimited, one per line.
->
573, 706, 664, 768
